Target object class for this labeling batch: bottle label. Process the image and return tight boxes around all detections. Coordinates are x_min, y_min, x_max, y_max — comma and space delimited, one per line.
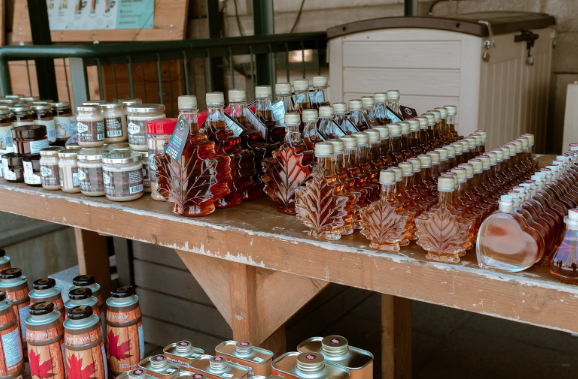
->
34, 120, 57, 142
165, 117, 190, 161
0, 127, 13, 150
401, 105, 417, 120
54, 116, 74, 139
29, 139, 49, 154
23, 161, 41, 185
41, 164, 60, 186
224, 113, 246, 137
142, 166, 150, 189
105, 117, 124, 138
79, 166, 104, 193
104, 168, 144, 197
78, 120, 105, 143
271, 100, 286, 127
329, 120, 346, 137
1, 327, 23, 371
243, 107, 268, 139
127, 120, 147, 146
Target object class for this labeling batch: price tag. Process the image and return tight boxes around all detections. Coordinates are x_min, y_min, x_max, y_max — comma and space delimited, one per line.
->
330, 121, 346, 137
165, 118, 190, 161
224, 114, 247, 137
243, 107, 268, 140
400, 105, 418, 119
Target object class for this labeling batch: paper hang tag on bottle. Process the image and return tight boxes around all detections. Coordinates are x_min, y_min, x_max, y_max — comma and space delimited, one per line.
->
385, 106, 403, 123
330, 120, 346, 137
224, 113, 247, 137
293, 92, 308, 107
243, 106, 268, 140
363, 112, 377, 127
164, 117, 190, 161
309, 89, 325, 107
341, 118, 360, 134
400, 105, 418, 120
271, 100, 286, 127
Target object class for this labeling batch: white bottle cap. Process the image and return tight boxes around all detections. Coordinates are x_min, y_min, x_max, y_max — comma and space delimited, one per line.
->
486, 151, 497, 165
518, 137, 529, 148
228, 89, 246, 102
427, 151, 440, 164
469, 159, 483, 173
365, 129, 380, 143
399, 162, 413, 176
444, 145, 455, 158
387, 90, 400, 100
399, 122, 410, 135
379, 170, 396, 185
275, 83, 292, 95
451, 167, 467, 182
353, 132, 369, 145
333, 102, 348, 113
374, 93, 387, 102
568, 209, 578, 222
387, 123, 401, 137
255, 86, 272, 98
328, 139, 344, 152
293, 79, 309, 91
435, 148, 448, 160
408, 119, 419, 131
512, 140, 523, 153
465, 138, 476, 149
374, 126, 389, 139
315, 142, 333, 157
416, 117, 428, 129
361, 96, 375, 107
312, 76, 327, 87
340, 136, 358, 149
284, 112, 301, 125
478, 156, 491, 169
418, 154, 431, 167
430, 110, 441, 121
471, 134, 482, 146
423, 113, 435, 124
302, 109, 319, 122
444, 105, 457, 116
178, 95, 197, 109
504, 143, 517, 156
434, 107, 448, 118
409, 158, 421, 172
392, 167, 403, 181
438, 177, 454, 191
319, 105, 334, 117
349, 99, 362, 111
491, 149, 503, 161
206, 92, 224, 105
459, 163, 474, 178
475, 130, 487, 142
523, 133, 535, 146
451, 143, 463, 154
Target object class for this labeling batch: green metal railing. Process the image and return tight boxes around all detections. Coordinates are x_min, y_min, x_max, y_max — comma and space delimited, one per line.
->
0, 32, 327, 114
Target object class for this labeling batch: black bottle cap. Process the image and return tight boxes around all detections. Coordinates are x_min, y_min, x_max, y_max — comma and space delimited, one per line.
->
0, 268, 22, 279
12, 124, 47, 139
29, 302, 54, 315
33, 278, 56, 290
72, 275, 95, 286
111, 286, 134, 298
0, 249, 5, 257
68, 287, 92, 300
67, 305, 92, 320
0, 291, 5, 301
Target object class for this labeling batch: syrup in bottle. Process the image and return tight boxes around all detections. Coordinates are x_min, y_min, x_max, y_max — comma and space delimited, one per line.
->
365, 129, 383, 179
293, 79, 311, 112
318, 106, 345, 140
256, 86, 286, 145
374, 93, 391, 125
407, 119, 423, 157
311, 77, 330, 109
348, 100, 369, 131
399, 122, 413, 159
416, 117, 432, 152
341, 135, 371, 211
373, 126, 391, 168
328, 139, 359, 234
353, 132, 380, 201
423, 113, 438, 150
302, 109, 325, 150
444, 105, 460, 141
434, 107, 450, 143
333, 102, 358, 135
361, 96, 380, 127
444, 145, 456, 169
387, 124, 404, 166
451, 142, 464, 166
550, 209, 578, 283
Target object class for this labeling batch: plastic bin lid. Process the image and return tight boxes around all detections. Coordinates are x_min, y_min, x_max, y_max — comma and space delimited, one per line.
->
327, 12, 556, 39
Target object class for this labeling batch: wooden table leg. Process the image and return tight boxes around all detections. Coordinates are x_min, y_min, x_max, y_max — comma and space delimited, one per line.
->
74, 228, 111, 298
381, 294, 412, 379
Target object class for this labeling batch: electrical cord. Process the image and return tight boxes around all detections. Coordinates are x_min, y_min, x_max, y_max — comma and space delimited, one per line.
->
233, 0, 244, 36
290, 0, 306, 33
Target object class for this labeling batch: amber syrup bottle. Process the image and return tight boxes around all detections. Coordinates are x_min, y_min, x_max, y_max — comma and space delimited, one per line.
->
276, 83, 295, 113
519, 181, 559, 254
348, 100, 369, 131
302, 109, 325, 150
318, 106, 345, 140
365, 129, 383, 176
423, 113, 438, 150
353, 132, 380, 202
204, 92, 256, 208
416, 117, 432, 152
444, 105, 459, 141
361, 96, 381, 127
256, 86, 286, 145
293, 79, 311, 113
373, 126, 391, 167
451, 167, 482, 248
451, 142, 464, 166
328, 139, 360, 233
509, 189, 548, 261
426, 151, 441, 193
435, 148, 449, 174
311, 76, 330, 109
333, 102, 358, 135
386, 90, 402, 120
468, 159, 494, 219
550, 209, 578, 283
475, 130, 487, 153
341, 135, 371, 211
398, 162, 424, 241
386, 124, 403, 166
407, 120, 423, 157
399, 122, 413, 159
492, 148, 512, 193
434, 107, 450, 143
477, 156, 498, 204
416, 154, 437, 208
409, 158, 430, 210
471, 134, 484, 156
444, 145, 456, 169
374, 93, 392, 125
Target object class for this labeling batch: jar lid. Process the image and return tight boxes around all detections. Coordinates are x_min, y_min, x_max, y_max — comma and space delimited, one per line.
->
100, 102, 123, 110
65, 143, 80, 149
77, 105, 101, 113
119, 98, 143, 106
69, 287, 93, 300
147, 118, 177, 135
0, 153, 23, 166
107, 142, 131, 151
111, 285, 134, 298
51, 101, 71, 108
72, 275, 95, 286
83, 100, 106, 105
0, 99, 17, 105
0, 268, 22, 279
9, 103, 31, 112
275, 83, 291, 95
78, 148, 108, 161
33, 277, 56, 290
12, 124, 46, 139
67, 305, 92, 320
102, 151, 141, 164
21, 96, 40, 102
29, 302, 54, 316
5, 94, 23, 99
126, 104, 165, 114
58, 148, 82, 158
31, 104, 52, 111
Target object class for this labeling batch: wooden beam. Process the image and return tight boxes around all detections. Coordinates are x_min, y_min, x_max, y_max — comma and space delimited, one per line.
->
229, 262, 259, 342
74, 228, 112, 300
260, 325, 286, 358
381, 294, 412, 379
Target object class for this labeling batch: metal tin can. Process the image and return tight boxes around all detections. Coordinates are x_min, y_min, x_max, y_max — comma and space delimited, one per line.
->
71, 275, 104, 314
0, 291, 24, 379
64, 305, 108, 379
29, 278, 65, 323
65, 288, 105, 339
177, 372, 202, 379
106, 286, 144, 377
139, 354, 180, 379
116, 368, 147, 379
0, 268, 30, 356
272, 352, 350, 379
163, 340, 204, 370
187, 355, 249, 379
25, 302, 66, 379
215, 341, 273, 377
296, 336, 373, 379
0, 250, 10, 272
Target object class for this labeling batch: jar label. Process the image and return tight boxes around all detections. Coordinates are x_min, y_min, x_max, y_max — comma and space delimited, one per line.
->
1, 327, 23, 370
104, 168, 143, 198
142, 166, 150, 189
34, 120, 56, 143
59, 166, 80, 188
54, 116, 75, 139
23, 161, 41, 185
127, 120, 147, 147
2, 158, 16, 180
79, 166, 104, 193
0, 126, 13, 150
78, 121, 105, 143
105, 117, 124, 138
41, 163, 60, 186
29, 139, 49, 154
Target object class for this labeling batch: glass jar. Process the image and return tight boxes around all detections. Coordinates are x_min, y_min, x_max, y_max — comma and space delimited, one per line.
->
0, 149, 5, 178
102, 151, 143, 201
78, 148, 107, 196
101, 103, 128, 143
146, 118, 176, 201
21, 96, 40, 102
58, 148, 82, 193
76, 105, 105, 147
83, 100, 107, 105
23, 154, 42, 187
9, 104, 34, 127
107, 142, 131, 151
0, 153, 24, 182
39, 146, 64, 190
65, 142, 79, 149
0, 99, 17, 107
32, 104, 56, 143
0, 108, 13, 151
11, 125, 49, 155
119, 98, 142, 113
127, 104, 165, 151
5, 94, 24, 100
135, 151, 151, 193
51, 101, 75, 141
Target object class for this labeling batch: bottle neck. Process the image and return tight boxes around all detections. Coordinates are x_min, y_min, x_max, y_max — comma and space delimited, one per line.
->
179, 108, 199, 134
390, 136, 401, 153
256, 97, 272, 119
431, 163, 439, 178
206, 104, 225, 125
387, 99, 400, 114
370, 142, 381, 161
276, 94, 294, 112
229, 101, 246, 118
358, 144, 370, 164
380, 183, 396, 200
447, 115, 456, 133
438, 190, 453, 207
375, 102, 386, 120
334, 152, 346, 173
316, 156, 335, 177
344, 148, 358, 167
284, 123, 304, 147
295, 90, 310, 109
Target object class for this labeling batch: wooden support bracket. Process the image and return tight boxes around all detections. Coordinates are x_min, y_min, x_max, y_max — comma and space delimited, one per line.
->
381, 294, 412, 379
74, 228, 112, 299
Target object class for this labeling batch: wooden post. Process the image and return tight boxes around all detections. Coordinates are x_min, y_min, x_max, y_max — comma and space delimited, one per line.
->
229, 262, 259, 342
381, 294, 412, 379
74, 228, 111, 300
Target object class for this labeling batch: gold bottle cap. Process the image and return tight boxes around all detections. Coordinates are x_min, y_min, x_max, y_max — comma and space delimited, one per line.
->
486, 151, 497, 165
255, 86, 272, 98
491, 149, 503, 161
228, 89, 245, 102
434, 107, 448, 118
340, 136, 358, 149
315, 142, 334, 157
399, 162, 413, 176
418, 154, 431, 167
523, 133, 535, 146
379, 170, 396, 185
518, 136, 529, 148
312, 76, 328, 87
206, 92, 225, 105
459, 163, 474, 178
465, 138, 476, 149
391, 166, 403, 181
387, 123, 401, 136
451, 167, 467, 182
409, 158, 421, 172
275, 83, 292, 95
444, 105, 457, 116
451, 142, 463, 154
438, 176, 454, 191
319, 105, 334, 117
333, 102, 348, 113
408, 119, 419, 131
284, 112, 301, 125
352, 131, 369, 145
399, 122, 410, 135
416, 117, 428, 129
512, 140, 523, 153
302, 109, 319, 122
444, 145, 455, 158
478, 156, 491, 169
427, 151, 440, 163
374, 92, 387, 102
328, 139, 344, 152
423, 113, 435, 124
374, 126, 389, 139
435, 148, 448, 160
361, 96, 375, 107
348, 99, 362, 111
429, 109, 441, 121
387, 90, 400, 100
365, 129, 380, 143
469, 159, 483, 173
178, 95, 197, 109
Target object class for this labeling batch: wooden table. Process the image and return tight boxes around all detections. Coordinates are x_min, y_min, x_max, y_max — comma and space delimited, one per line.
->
1, 180, 577, 379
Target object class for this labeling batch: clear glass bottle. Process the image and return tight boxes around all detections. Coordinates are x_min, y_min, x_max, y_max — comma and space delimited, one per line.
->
361, 96, 380, 127
416, 117, 431, 152
340, 135, 370, 212
387, 124, 404, 166
311, 77, 329, 109
353, 132, 379, 202
386, 90, 402, 120
444, 105, 459, 141
147, 118, 177, 201
374, 93, 391, 125
434, 107, 449, 143
275, 83, 294, 113
365, 129, 383, 175
302, 109, 325, 150
399, 122, 412, 159
407, 120, 423, 157
423, 113, 438, 150
429, 109, 442, 146
328, 139, 358, 234
348, 100, 368, 131
318, 106, 345, 140
256, 86, 286, 145
293, 79, 311, 112
333, 102, 357, 135
373, 126, 390, 167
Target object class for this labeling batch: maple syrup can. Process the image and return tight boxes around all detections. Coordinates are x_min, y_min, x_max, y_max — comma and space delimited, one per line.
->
271, 352, 350, 379
29, 278, 65, 323
0, 291, 24, 379
187, 355, 249, 379
138, 354, 180, 379
0, 268, 30, 356
0, 250, 10, 272
106, 286, 144, 377
64, 305, 108, 379
116, 368, 148, 379
297, 336, 372, 379
163, 340, 204, 370
25, 302, 66, 379
215, 341, 273, 377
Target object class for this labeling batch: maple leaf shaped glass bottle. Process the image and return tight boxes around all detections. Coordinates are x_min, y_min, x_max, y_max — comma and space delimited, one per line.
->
311, 76, 330, 109
550, 209, 578, 283
340, 135, 371, 218
255, 86, 286, 145
318, 105, 346, 140
348, 100, 369, 131
302, 109, 325, 150
374, 92, 392, 125
353, 132, 380, 202
328, 138, 359, 234
295, 143, 350, 240
416, 177, 470, 263
156, 95, 231, 217
262, 112, 314, 214
293, 79, 311, 113
204, 92, 256, 208
333, 102, 358, 135
360, 170, 409, 251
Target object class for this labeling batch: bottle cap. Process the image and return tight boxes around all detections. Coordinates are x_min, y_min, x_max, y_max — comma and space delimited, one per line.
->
302, 109, 319, 122
374, 93, 387, 102
519, 137, 529, 148
328, 139, 344, 152
499, 194, 514, 206
568, 209, 578, 222
386, 90, 400, 100
427, 151, 440, 163
486, 151, 497, 165
205, 92, 224, 105
72, 275, 95, 286
284, 112, 301, 125
399, 122, 410, 135
379, 170, 396, 185
429, 109, 441, 121
387, 123, 401, 137
524, 133, 535, 146
0, 268, 22, 279
361, 96, 375, 107
319, 105, 334, 117
365, 129, 380, 143
512, 140, 523, 153
471, 134, 482, 146
228, 89, 246, 102
459, 163, 474, 178
293, 79, 309, 91
418, 154, 431, 167
255, 86, 272, 98
444, 145, 455, 158
465, 138, 476, 149
438, 177, 454, 191
399, 162, 413, 176
33, 278, 56, 290
374, 126, 389, 139
491, 149, 503, 161
29, 301, 54, 316
275, 83, 291, 95
315, 142, 334, 157
68, 287, 93, 300
408, 119, 419, 131
451, 167, 467, 182
504, 144, 517, 156
348, 99, 362, 111
352, 132, 369, 145
147, 118, 177, 135
469, 159, 483, 173
434, 107, 448, 118
340, 136, 357, 149
475, 130, 487, 142
333, 102, 347, 113
423, 113, 435, 124
451, 143, 463, 154
416, 117, 428, 129
444, 105, 457, 115
435, 148, 448, 160
111, 285, 135, 298
312, 76, 328, 87
389, 166, 401, 181
409, 158, 421, 172
68, 305, 93, 320
443, 172, 457, 187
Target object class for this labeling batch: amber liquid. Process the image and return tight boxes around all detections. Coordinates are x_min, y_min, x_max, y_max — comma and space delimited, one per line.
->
256, 100, 286, 144
550, 228, 578, 283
